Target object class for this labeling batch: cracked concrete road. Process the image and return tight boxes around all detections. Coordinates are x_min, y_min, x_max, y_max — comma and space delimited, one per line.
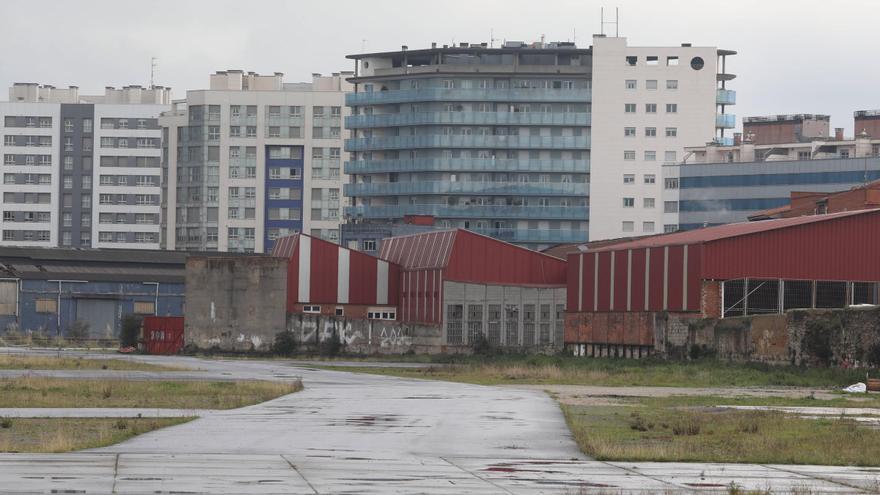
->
1, 349, 879, 493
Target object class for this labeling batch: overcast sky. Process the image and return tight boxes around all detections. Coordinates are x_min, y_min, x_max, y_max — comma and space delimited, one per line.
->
1, 0, 877, 134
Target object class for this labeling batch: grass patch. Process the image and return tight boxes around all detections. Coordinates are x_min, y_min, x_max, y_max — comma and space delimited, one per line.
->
317, 355, 877, 388
0, 354, 185, 371
563, 400, 880, 466
0, 417, 192, 453
0, 377, 302, 409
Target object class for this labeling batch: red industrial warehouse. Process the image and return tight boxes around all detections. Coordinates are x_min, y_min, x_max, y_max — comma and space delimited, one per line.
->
272, 233, 401, 319
566, 209, 880, 354
380, 229, 567, 325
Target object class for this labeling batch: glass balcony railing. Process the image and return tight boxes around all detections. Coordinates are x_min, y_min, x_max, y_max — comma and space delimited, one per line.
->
715, 113, 736, 129
712, 137, 734, 146
344, 158, 590, 174
472, 228, 588, 244
344, 204, 588, 220
346, 88, 592, 106
716, 89, 736, 105
345, 135, 590, 151
345, 111, 591, 128
344, 181, 588, 197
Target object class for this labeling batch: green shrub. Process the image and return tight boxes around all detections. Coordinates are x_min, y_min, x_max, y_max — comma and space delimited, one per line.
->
67, 320, 90, 342
272, 331, 298, 356
119, 314, 142, 348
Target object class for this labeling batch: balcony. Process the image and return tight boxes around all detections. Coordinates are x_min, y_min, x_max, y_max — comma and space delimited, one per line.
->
715, 113, 736, 129
716, 89, 736, 105
345, 111, 591, 129
345, 88, 592, 106
344, 158, 590, 174
345, 134, 590, 152
712, 137, 735, 146
473, 228, 588, 244
344, 204, 589, 221
344, 181, 588, 197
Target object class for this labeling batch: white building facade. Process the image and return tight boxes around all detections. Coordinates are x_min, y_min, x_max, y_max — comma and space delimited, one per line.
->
587, 35, 735, 241
160, 71, 352, 253
1, 83, 170, 248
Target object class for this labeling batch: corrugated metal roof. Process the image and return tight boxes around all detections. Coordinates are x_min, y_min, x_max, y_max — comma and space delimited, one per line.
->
590, 209, 880, 252
0, 246, 189, 264
380, 230, 457, 270
270, 234, 300, 258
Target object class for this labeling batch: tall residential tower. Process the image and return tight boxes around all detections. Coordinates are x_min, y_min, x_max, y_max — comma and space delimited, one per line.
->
343, 36, 735, 247
1, 83, 170, 249
160, 71, 351, 253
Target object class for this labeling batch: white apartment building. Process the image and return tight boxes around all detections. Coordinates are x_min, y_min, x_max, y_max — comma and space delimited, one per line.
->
588, 35, 735, 241
160, 71, 351, 253
1, 83, 170, 248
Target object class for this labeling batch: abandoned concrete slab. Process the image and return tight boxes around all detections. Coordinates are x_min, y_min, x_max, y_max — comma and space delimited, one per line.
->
0, 350, 878, 493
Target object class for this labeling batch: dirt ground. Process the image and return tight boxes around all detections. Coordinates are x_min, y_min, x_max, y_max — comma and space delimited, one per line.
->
506, 384, 860, 406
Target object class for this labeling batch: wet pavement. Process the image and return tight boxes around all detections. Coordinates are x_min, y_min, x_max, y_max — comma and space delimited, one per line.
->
0, 349, 879, 493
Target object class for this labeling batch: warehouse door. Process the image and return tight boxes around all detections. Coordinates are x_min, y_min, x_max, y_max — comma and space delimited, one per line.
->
75, 299, 118, 339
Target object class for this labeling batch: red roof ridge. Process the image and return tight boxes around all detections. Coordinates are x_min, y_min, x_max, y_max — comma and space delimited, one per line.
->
588, 209, 880, 252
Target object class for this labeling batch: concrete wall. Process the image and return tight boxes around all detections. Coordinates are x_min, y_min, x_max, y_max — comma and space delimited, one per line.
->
567, 306, 880, 366
184, 256, 288, 351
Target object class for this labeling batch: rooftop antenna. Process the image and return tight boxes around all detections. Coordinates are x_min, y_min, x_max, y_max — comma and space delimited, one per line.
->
150, 57, 157, 88
361, 39, 367, 52
600, 7, 620, 37
572, 27, 576, 44
490, 28, 499, 48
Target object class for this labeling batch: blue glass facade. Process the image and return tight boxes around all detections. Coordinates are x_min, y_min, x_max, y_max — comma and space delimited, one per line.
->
344, 47, 593, 249
263, 145, 304, 252
676, 157, 880, 228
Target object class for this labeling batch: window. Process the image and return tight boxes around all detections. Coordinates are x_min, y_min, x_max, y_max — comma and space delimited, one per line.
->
36, 299, 57, 313
622, 221, 634, 232
81, 176, 91, 189
645, 127, 656, 137
646, 56, 659, 66
624, 103, 636, 113
623, 197, 635, 208
268, 126, 280, 138
363, 239, 377, 251
39, 155, 51, 166
63, 175, 73, 189
666, 103, 678, 113
664, 151, 677, 162
664, 178, 679, 189
798, 151, 811, 160
625, 80, 637, 90
643, 198, 655, 208
64, 137, 73, 152
303, 305, 321, 314
64, 119, 73, 132
623, 174, 635, 184
624, 127, 636, 137
667, 56, 679, 66
644, 174, 656, 184
643, 221, 655, 232
624, 150, 635, 160
664, 201, 679, 213
646, 80, 658, 90
83, 119, 92, 133
3, 155, 14, 165
246, 126, 257, 137
665, 127, 678, 138
645, 103, 657, 113
644, 151, 656, 161
625, 55, 637, 66
664, 224, 678, 233
208, 126, 220, 140
666, 79, 679, 89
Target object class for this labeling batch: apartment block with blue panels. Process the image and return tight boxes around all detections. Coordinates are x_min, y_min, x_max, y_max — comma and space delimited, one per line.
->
673, 157, 880, 229
263, 145, 305, 252
344, 43, 592, 250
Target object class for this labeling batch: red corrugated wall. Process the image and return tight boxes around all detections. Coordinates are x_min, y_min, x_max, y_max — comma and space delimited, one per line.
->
444, 230, 567, 285
310, 240, 339, 303
400, 268, 442, 324
566, 245, 703, 313
703, 211, 880, 281
348, 250, 377, 305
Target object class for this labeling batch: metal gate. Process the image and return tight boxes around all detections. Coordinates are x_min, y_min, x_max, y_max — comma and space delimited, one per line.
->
143, 316, 184, 355
75, 299, 118, 338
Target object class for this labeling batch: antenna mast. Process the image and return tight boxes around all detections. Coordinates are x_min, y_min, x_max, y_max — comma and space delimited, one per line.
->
150, 57, 158, 88
600, 7, 620, 37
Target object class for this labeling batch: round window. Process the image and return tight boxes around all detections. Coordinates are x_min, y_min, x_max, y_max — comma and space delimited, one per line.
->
690, 57, 705, 70
363, 61, 370, 69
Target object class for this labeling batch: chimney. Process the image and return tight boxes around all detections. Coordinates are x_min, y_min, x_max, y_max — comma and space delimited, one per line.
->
431, 42, 437, 48
835, 127, 844, 141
